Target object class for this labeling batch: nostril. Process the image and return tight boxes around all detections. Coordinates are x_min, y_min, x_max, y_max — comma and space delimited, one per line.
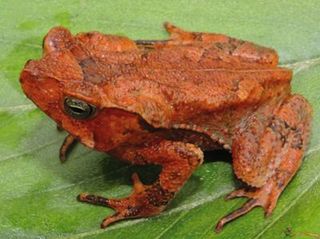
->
20, 60, 35, 84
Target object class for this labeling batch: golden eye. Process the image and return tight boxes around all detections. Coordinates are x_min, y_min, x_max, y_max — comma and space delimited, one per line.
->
64, 97, 96, 119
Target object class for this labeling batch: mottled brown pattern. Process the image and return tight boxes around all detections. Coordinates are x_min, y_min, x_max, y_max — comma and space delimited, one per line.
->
20, 22, 312, 232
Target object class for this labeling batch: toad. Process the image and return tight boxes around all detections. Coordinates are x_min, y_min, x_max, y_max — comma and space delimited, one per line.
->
20, 22, 312, 232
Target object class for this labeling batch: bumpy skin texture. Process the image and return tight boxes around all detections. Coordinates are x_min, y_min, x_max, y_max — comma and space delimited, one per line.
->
20, 23, 312, 232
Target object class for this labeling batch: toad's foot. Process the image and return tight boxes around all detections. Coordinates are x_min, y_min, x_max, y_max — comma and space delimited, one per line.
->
78, 140, 203, 228
215, 182, 281, 232
77, 173, 173, 228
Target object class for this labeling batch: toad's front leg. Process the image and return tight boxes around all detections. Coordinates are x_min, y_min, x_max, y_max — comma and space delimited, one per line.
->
78, 140, 203, 228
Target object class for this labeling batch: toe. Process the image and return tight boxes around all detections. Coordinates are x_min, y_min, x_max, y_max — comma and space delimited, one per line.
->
132, 173, 145, 193
77, 193, 113, 208
225, 188, 255, 200
77, 193, 89, 202
216, 199, 259, 232
101, 212, 124, 228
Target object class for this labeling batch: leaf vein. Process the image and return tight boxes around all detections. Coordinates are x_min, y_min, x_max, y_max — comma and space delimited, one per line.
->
154, 211, 189, 239
0, 139, 60, 163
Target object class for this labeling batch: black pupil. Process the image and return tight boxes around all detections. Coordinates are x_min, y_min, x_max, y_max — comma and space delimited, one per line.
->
70, 106, 86, 114
64, 97, 95, 119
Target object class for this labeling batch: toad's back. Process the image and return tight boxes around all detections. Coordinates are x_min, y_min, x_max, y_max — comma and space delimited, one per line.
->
96, 44, 292, 129
36, 25, 292, 130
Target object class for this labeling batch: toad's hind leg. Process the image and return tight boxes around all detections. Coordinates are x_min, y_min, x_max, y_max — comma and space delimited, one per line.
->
78, 140, 203, 228
164, 22, 278, 66
215, 95, 312, 232
163, 22, 227, 43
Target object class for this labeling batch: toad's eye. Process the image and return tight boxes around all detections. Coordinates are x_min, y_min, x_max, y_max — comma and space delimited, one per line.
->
64, 97, 96, 120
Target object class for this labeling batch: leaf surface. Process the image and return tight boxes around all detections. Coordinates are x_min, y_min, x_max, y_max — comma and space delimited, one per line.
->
0, 1, 320, 238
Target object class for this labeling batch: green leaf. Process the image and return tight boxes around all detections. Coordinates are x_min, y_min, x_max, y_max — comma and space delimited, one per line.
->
0, 1, 320, 238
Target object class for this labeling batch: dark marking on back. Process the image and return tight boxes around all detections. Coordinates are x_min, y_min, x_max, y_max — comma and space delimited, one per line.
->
291, 128, 303, 150
79, 57, 105, 83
